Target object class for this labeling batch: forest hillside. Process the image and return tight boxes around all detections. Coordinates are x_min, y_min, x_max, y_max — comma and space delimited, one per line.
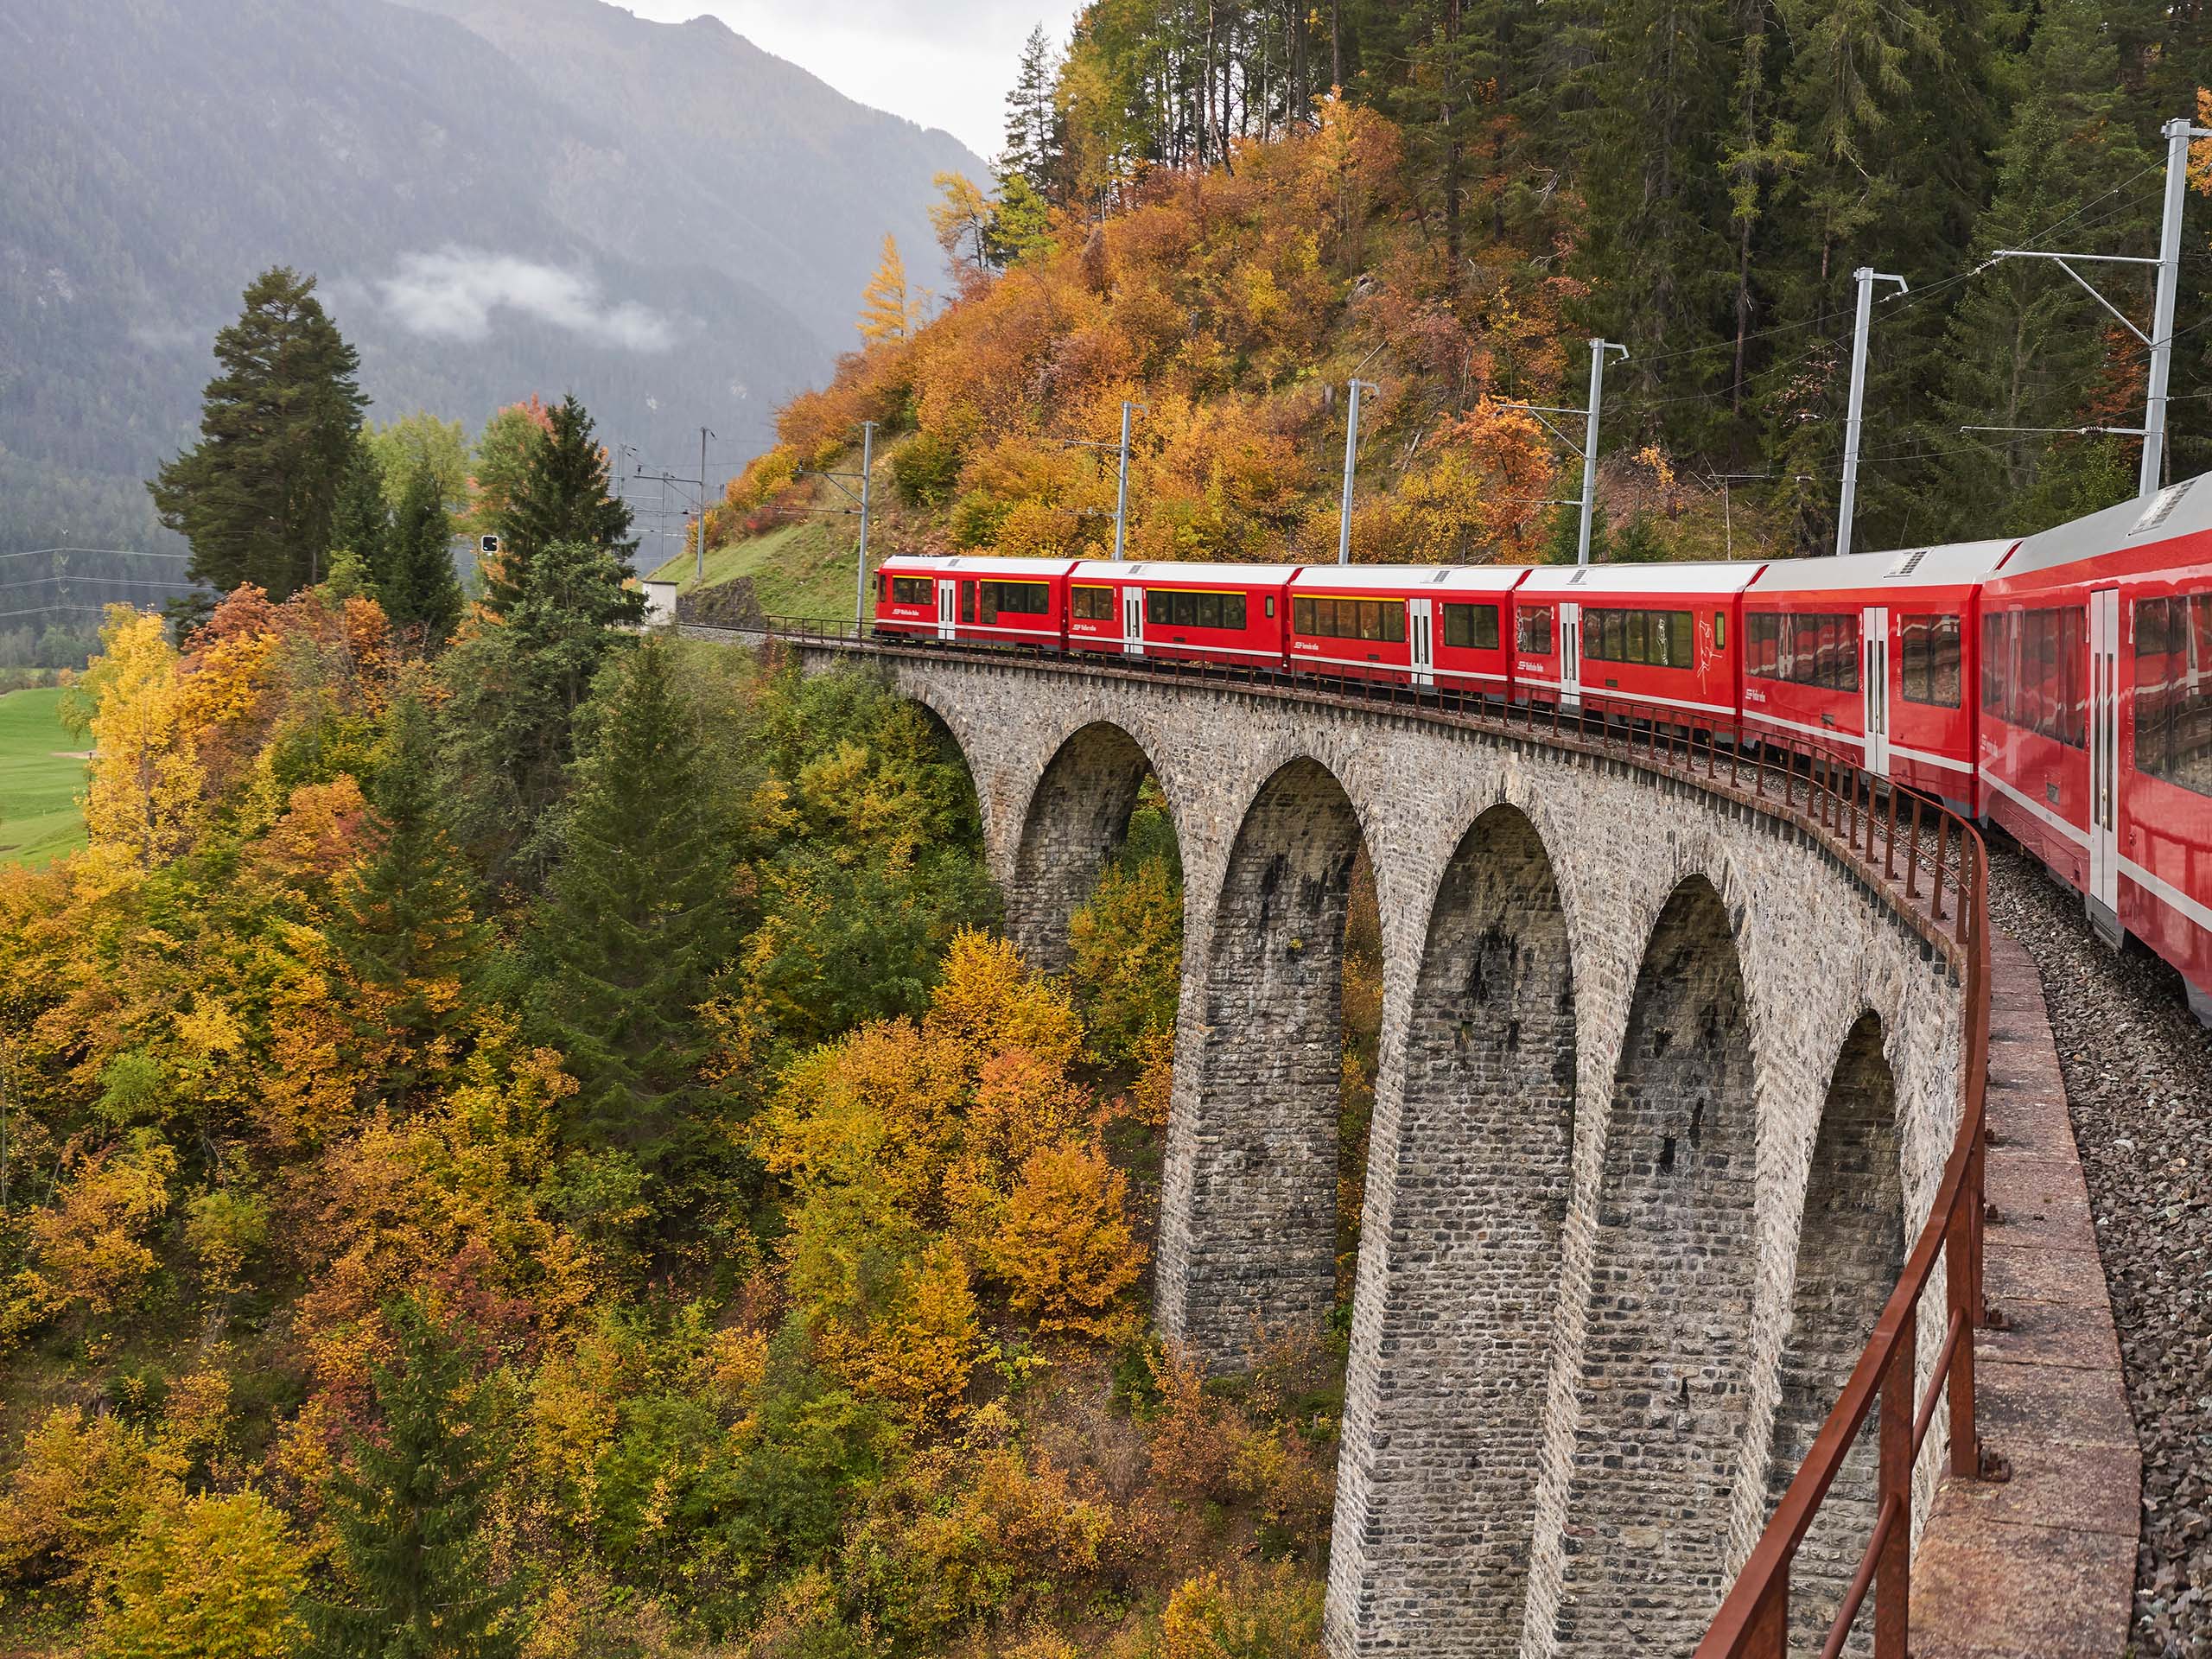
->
699, 1, 2212, 592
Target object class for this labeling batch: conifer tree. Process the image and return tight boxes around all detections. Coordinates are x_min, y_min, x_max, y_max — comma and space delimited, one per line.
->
1001, 24, 1064, 200
330, 435, 391, 593
480, 394, 633, 616
381, 461, 465, 650
310, 1297, 516, 1659
150, 267, 367, 601
437, 538, 644, 890
333, 686, 481, 1101
857, 236, 922, 342
526, 636, 734, 1173
1936, 0, 2153, 531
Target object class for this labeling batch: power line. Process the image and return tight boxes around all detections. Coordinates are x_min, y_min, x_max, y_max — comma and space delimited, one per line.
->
0, 546, 186, 563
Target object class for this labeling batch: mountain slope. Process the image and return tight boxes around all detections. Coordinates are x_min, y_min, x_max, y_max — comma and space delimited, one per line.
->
0, 0, 982, 560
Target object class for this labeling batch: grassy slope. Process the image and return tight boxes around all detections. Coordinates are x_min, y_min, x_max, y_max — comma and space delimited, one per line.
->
0, 688, 88, 868
649, 519, 862, 620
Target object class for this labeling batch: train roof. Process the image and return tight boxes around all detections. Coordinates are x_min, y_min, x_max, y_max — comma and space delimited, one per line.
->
1517, 560, 1768, 595
1069, 560, 1302, 584
1291, 563, 1531, 594
1997, 469, 2212, 579
1747, 539, 2015, 594
877, 554, 1082, 576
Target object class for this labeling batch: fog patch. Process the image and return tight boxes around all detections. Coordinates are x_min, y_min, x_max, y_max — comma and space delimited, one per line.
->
372, 250, 672, 352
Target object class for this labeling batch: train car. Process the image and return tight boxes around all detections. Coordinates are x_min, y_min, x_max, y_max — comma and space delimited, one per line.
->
872, 554, 1077, 648
1284, 564, 1531, 692
1980, 474, 2212, 1020
1744, 540, 2012, 813
1511, 562, 1764, 722
1055, 560, 1298, 667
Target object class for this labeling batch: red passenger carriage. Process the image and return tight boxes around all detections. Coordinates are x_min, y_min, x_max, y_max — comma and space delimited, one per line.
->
1284, 564, 1528, 692
1058, 561, 1296, 667
872, 554, 1077, 648
1980, 479, 2212, 1019
1743, 541, 2011, 815
1511, 563, 1758, 723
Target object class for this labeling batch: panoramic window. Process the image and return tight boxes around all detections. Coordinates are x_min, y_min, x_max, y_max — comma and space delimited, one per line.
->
1580, 607, 1696, 669
1982, 607, 2084, 747
977, 580, 1049, 623
1441, 602, 1500, 651
1746, 612, 1861, 691
1147, 589, 1249, 630
1071, 584, 1115, 620
891, 575, 932, 607
1292, 596, 1406, 643
2134, 594, 2211, 795
1899, 613, 1962, 708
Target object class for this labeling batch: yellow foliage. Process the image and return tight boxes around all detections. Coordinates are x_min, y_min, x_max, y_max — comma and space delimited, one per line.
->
924, 928, 1082, 1075
756, 1020, 968, 1211
983, 1143, 1145, 1338
29, 1130, 178, 1319
814, 1236, 982, 1427
1157, 1560, 1325, 1659
1128, 1022, 1177, 1129
860, 233, 924, 343
92, 1491, 306, 1659
81, 607, 206, 865
0, 1406, 188, 1591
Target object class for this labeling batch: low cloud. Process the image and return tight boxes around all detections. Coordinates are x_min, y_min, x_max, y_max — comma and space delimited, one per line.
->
372, 250, 672, 353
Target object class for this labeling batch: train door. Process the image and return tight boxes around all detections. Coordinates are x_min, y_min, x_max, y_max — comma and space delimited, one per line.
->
1122, 587, 1145, 657
1408, 597, 1435, 688
1862, 606, 1892, 774
2088, 587, 2121, 925
1559, 602, 1582, 710
935, 578, 957, 640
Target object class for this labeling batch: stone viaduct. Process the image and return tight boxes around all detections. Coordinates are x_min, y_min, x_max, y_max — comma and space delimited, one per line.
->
730, 635, 1973, 1659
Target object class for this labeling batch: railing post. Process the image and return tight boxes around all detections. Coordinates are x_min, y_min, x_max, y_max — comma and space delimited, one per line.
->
1931, 816, 1951, 924
1905, 797, 1923, 899
1955, 839, 1974, 947
1876, 1304, 1917, 1659
1885, 785, 1899, 880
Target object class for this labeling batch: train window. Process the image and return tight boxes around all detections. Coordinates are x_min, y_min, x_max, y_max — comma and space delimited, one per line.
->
1294, 595, 1315, 634
1071, 584, 1114, 620
1984, 607, 2085, 747
1518, 606, 1554, 654
1714, 611, 1726, 651
1293, 596, 1402, 642
1264, 595, 1275, 620
891, 575, 932, 607
960, 582, 976, 624
1441, 602, 1500, 651
1581, 607, 1695, 669
1746, 611, 1858, 690
978, 580, 1049, 623
1147, 589, 1249, 630
1900, 613, 1962, 707
2135, 594, 2212, 797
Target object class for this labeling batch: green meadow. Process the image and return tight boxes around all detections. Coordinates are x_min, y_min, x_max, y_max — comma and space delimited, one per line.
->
0, 687, 89, 868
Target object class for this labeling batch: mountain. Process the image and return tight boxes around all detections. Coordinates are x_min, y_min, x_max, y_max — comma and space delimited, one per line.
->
0, 0, 984, 567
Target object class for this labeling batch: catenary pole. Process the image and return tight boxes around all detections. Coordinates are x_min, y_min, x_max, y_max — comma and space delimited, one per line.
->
1837, 268, 1907, 559
696, 426, 715, 582
2142, 117, 2199, 498
1114, 400, 1148, 562
853, 420, 875, 628
1338, 378, 1379, 565
1578, 340, 1627, 565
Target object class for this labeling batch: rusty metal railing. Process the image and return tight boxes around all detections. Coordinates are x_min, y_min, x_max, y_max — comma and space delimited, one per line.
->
705, 618, 1993, 1655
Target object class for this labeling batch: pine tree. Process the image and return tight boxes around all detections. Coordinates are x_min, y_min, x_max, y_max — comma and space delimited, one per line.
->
1001, 24, 1064, 199
381, 461, 465, 650
857, 235, 922, 342
310, 1297, 516, 1659
480, 394, 633, 616
332, 686, 481, 1102
149, 267, 367, 601
525, 636, 734, 1173
330, 435, 392, 593
1935, 0, 2153, 531
437, 539, 645, 891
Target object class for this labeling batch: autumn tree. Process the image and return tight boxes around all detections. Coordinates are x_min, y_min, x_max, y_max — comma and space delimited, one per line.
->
79, 607, 205, 866
149, 266, 366, 601
858, 236, 924, 342
94, 1492, 306, 1659
310, 1298, 517, 1659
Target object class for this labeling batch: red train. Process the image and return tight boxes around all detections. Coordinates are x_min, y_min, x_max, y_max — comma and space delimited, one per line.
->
872, 471, 2212, 1022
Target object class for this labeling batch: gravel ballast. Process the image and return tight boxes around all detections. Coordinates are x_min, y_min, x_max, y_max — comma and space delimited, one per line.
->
1986, 844, 2211, 1656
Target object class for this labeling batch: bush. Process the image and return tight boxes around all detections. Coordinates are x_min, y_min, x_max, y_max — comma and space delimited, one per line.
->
890, 430, 966, 508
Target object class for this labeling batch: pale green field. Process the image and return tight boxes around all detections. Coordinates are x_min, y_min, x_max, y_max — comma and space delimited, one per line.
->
648, 519, 867, 620
0, 687, 90, 868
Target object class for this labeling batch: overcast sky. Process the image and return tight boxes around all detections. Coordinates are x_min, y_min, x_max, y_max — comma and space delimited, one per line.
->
623, 1, 1088, 161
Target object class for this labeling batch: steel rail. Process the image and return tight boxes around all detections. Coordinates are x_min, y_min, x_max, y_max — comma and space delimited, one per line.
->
688, 613, 1991, 1656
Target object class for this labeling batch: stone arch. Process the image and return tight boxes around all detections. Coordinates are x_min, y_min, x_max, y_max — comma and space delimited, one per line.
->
1007, 720, 1176, 973
1765, 1010, 1904, 1651
1330, 803, 1577, 1658
1554, 874, 1759, 1656
1158, 754, 1370, 1365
